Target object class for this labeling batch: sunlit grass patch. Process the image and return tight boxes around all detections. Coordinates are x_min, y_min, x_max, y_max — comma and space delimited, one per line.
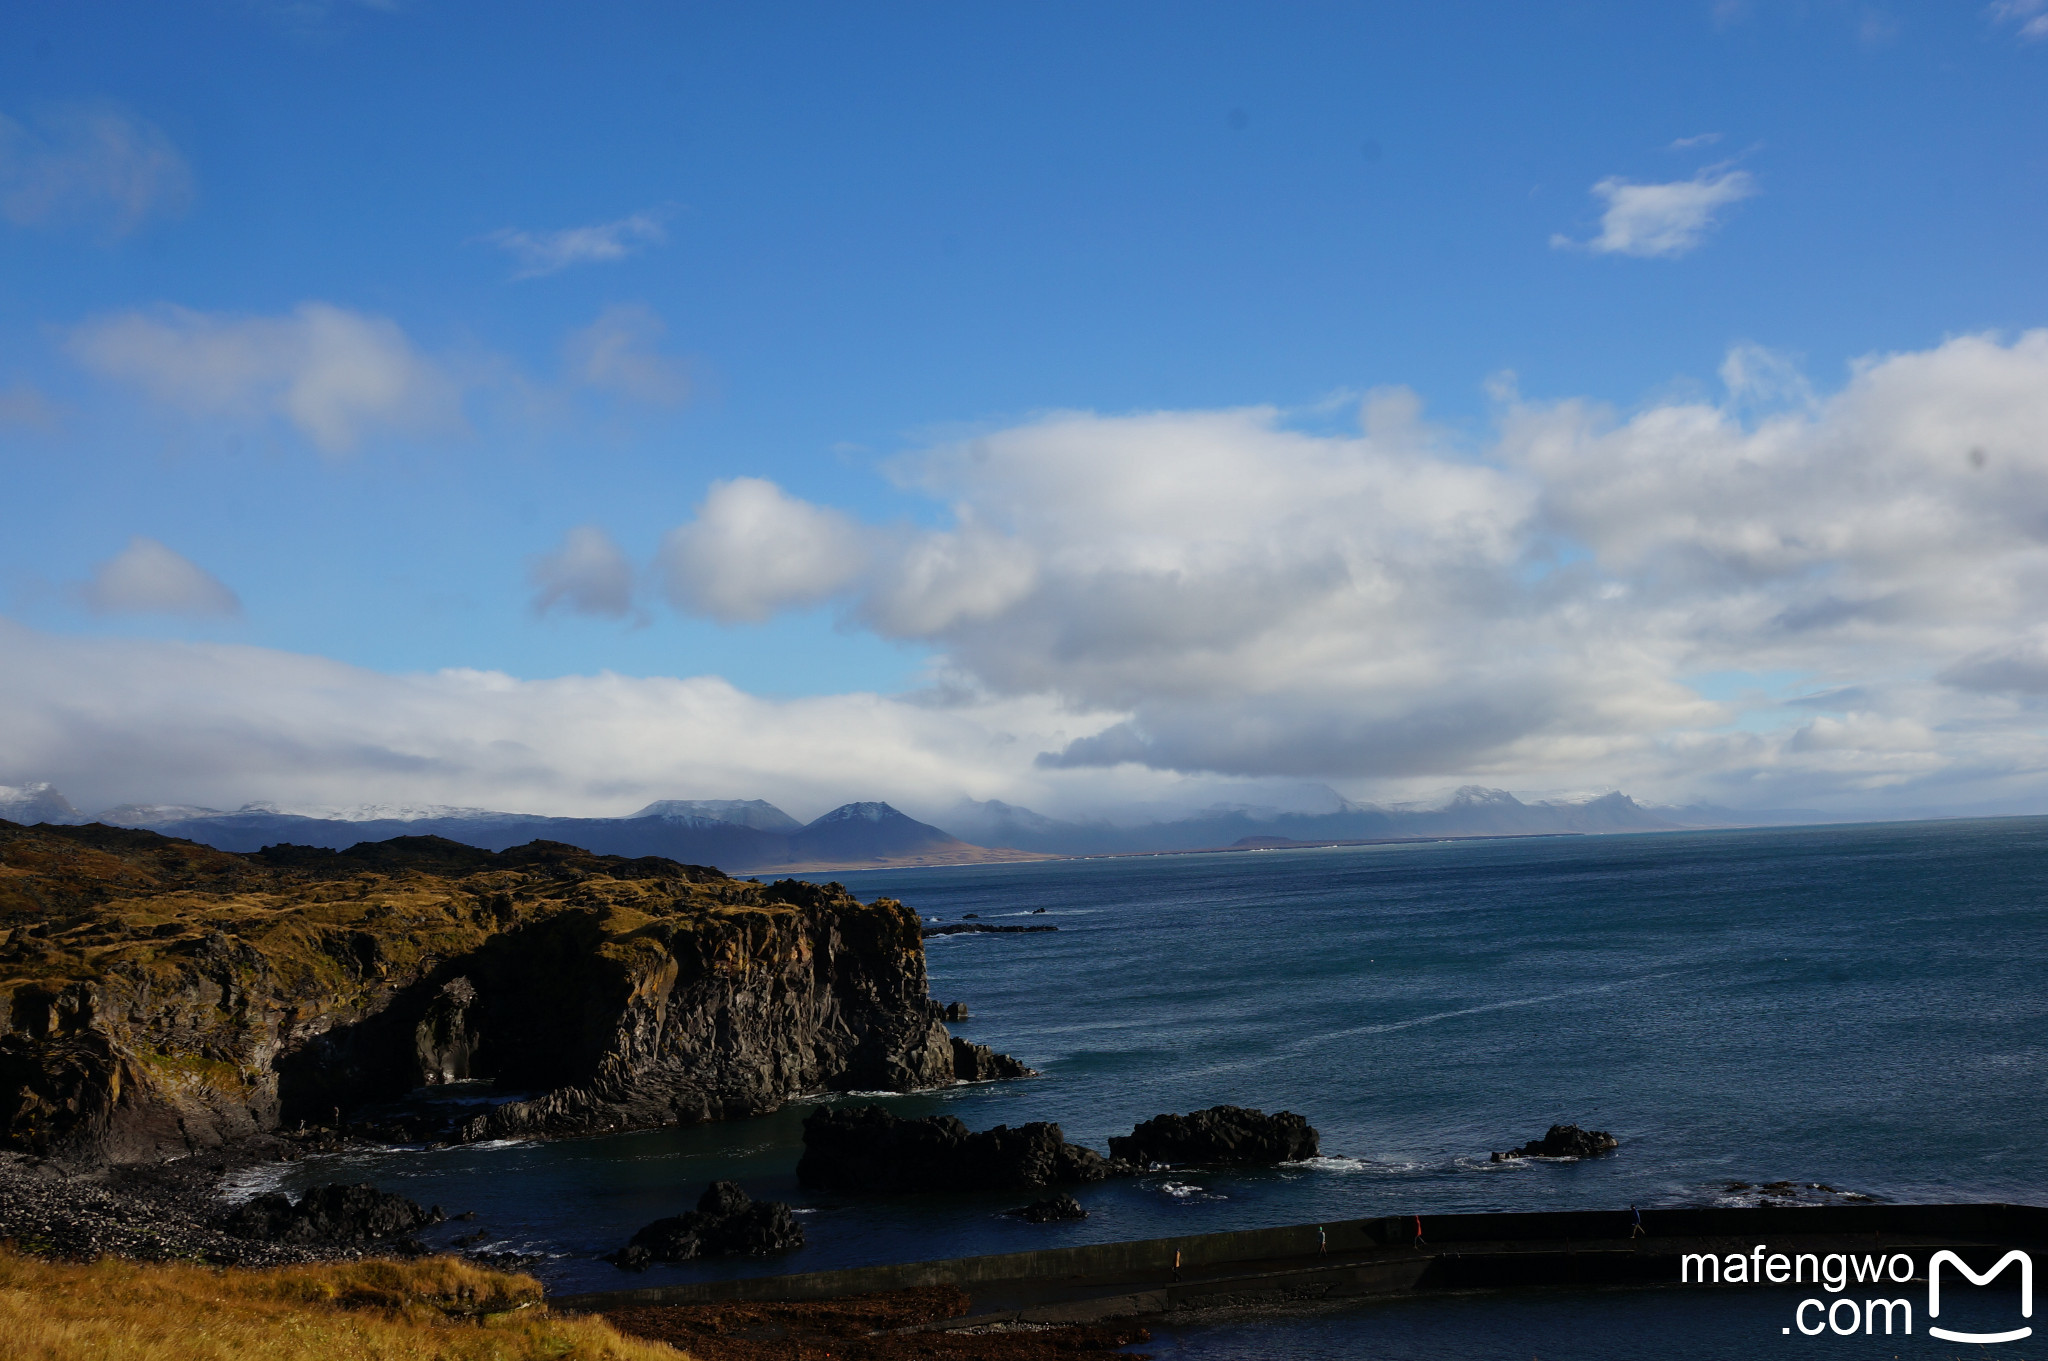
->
0, 1249, 687, 1361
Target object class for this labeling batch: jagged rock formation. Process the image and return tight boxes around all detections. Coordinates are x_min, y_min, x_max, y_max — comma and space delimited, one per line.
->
1490, 1123, 1620, 1161
608, 1180, 803, 1270
226, 1182, 443, 1244
1007, 1192, 1088, 1223
0, 821, 1021, 1165
1107, 1106, 1319, 1166
797, 1105, 1134, 1194
951, 1037, 1034, 1082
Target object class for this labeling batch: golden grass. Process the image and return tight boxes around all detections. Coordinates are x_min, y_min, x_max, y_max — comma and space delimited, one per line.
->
0, 1250, 687, 1361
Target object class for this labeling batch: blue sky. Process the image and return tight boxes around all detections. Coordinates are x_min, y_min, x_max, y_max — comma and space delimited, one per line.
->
4, 1, 2048, 821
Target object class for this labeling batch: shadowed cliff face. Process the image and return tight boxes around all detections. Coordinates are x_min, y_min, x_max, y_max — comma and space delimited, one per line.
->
0, 823, 985, 1165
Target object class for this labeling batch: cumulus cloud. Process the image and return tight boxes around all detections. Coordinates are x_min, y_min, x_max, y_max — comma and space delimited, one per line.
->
17, 332, 2048, 818
75, 538, 240, 617
486, 211, 667, 278
635, 332, 2048, 811
0, 616, 1135, 822
1553, 166, 1757, 258
529, 525, 635, 619
66, 302, 461, 452
1990, 0, 2048, 40
0, 105, 193, 237
658, 478, 871, 622
563, 303, 690, 406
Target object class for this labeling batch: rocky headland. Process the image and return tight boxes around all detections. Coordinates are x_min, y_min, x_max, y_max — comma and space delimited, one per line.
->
0, 820, 1029, 1168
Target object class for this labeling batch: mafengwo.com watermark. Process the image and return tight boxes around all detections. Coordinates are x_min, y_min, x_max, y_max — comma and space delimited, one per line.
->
1681, 1246, 2033, 1342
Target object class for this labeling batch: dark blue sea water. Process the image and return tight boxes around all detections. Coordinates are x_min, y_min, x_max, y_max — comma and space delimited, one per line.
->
236, 818, 2048, 1356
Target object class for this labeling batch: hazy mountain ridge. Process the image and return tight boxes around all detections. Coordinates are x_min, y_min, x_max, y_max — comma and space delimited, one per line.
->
943, 786, 1702, 854
3, 781, 1828, 867
4, 790, 1039, 872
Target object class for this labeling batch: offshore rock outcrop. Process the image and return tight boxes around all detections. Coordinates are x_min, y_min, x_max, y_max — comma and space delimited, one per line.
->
1007, 1192, 1088, 1223
0, 822, 1017, 1166
608, 1180, 803, 1270
951, 1036, 1035, 1082
1490, 1124, 1619, 1161
1107, 1106, 1319, 1166
226, 1182, 443, 1245
797, 1105, 1135, 1194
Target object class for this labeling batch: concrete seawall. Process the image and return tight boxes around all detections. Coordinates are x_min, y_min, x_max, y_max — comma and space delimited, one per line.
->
557, 1202, 2048, 1325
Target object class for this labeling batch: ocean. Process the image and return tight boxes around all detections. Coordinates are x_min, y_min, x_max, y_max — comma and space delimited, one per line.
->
236, 817, 2048, 1355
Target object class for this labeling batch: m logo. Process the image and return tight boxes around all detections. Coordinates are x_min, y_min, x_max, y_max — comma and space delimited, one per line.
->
1928, 1249, 2033, 1344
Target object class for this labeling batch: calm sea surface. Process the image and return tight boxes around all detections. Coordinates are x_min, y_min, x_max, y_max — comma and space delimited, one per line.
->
241, 818, 2048, 1355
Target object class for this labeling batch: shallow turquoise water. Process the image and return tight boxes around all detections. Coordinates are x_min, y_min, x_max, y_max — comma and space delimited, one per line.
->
246, 817, 2048, 1345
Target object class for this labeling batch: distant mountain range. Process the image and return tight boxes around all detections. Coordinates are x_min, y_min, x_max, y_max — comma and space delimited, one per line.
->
938, 785, 1826, 854
0, 785, 1040, 873
0, 780, 1829, 872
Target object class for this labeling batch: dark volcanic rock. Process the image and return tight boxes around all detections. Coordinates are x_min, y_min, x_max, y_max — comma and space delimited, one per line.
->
943, 1002, 970, 1022
920, 923, 1058, 938
1007, 1192, 1088, 1223
1490, 1123, 1619, 1161
951, 1036, 1035, 1082
1107, 1106, 1318, 1166
226, 1182, 442, 1243
608, 1180, 803, 1269
797, 1105, 1133, 1194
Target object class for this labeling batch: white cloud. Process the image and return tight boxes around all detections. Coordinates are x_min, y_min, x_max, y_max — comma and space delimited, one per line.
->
75, 538, 240, 618
563, 303, 689, 406
1718, 342, 1815, 412
637, 331, 2048, 812
0, 616, 1132, 823
66, 302, 462, 453
529, 525, 635, 619
1989, 0, 2048, 40
0, 105, 193, 237
1553, 166, 1757, 258
486, 211, 667, 278
657, 478, 871, 623
1668, 132, 1723, 150
18, 332, 2048, 820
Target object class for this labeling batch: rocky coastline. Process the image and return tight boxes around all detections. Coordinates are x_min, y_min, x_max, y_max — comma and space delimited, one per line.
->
0, 818, 1045, 1270
0, 820, 1031, 1169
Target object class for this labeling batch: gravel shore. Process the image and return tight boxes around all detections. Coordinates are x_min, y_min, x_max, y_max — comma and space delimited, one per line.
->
0, 1140, 412, 1267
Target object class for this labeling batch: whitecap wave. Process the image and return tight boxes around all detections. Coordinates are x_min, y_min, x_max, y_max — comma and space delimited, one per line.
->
1283, 1155, 1426, 1175
1157, 1180, 1228, 1200
219, 1164, 293, 1203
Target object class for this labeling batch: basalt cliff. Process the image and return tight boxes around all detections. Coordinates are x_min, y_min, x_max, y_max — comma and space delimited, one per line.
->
0, 821, 1020, 1166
